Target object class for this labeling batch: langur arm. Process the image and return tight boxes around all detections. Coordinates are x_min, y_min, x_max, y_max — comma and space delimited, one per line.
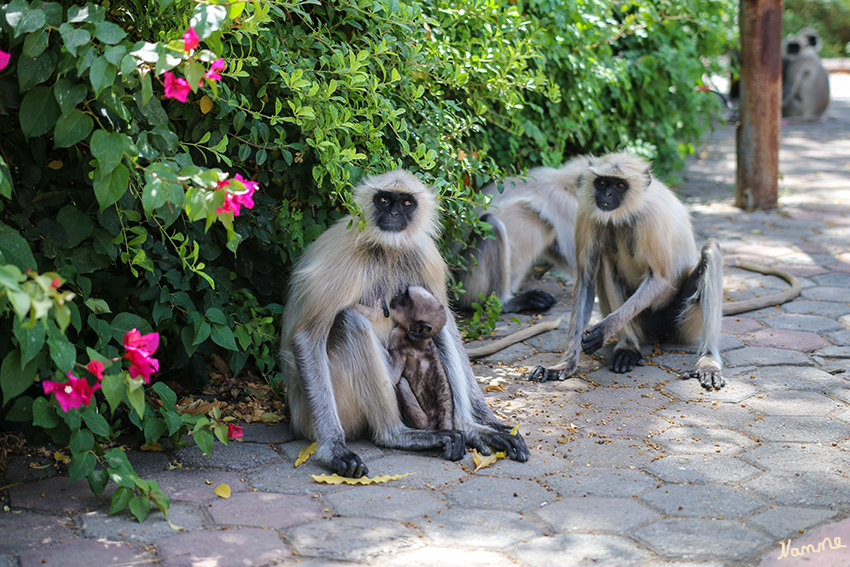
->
292, 329, 368, 478
396, 376, 430, 429
581, 271, 671, 354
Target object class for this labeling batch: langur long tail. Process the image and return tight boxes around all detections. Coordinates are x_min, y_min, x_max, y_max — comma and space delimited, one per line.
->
465, 316, 563, 359
722, 258, 802, 315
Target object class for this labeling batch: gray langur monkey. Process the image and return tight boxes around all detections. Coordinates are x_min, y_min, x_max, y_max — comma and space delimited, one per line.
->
529, 152, 726, 390
385, 286, 456, 436
455, 158, 585, 313
280, 170, 529, 477
781, 29, 830, 120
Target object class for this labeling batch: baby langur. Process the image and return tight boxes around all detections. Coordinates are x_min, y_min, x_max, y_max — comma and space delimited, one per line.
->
456, 158, 585, 313
386, 287, 456, 434
530, 152, 725, 390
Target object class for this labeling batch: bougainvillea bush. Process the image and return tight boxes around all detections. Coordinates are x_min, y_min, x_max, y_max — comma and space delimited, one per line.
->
0, 0, 732, 519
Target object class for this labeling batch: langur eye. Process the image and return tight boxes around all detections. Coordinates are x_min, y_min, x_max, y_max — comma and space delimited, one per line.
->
598, 180, 607, 187
617, 182, 625, 189
402, 200, 413, 207
377, 196, 389, 205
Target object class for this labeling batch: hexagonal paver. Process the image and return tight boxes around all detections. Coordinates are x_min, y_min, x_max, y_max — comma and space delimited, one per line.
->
782, 299, 850, 317
724, 347, 812, 368
377, 547, 517, 567
583, 364, 676, 388
801, 287, 850, 303
79, 503, 205, 541
208, 491, 322, 528
570, 407, 670, 439
285, 517, 422, 563
246, 461, 359, 495
510, 533, 652, 567
740, 444, 850, 475
723, 317, 765, 335
417, 509, 543, 549
174, 440, 283, 471
444, 476, 552, 513
18, 539, 152, 567
533, 496, 661, 533
743, 391, 847, 416
0, 512, 78, 555
323, 485, 444, 521
748, 506, 839, 539
662, 376, 758, 403
639, 484, 765, 518
745, 415, 849, 443
744, 366, 847, 391
154, 527, 291, 567
741, 471, 850, 508
760, 314, 844, 334
741, 328, 829, 352
651, 426, 756, 455
644, 454, 762, 485
544, 467, 659, 498
350, 453, 470, 488
557, 437, 659, 468
631, 518, 773, 560
8, 477, 114, 514
143, 468, 250, 502
575, 386, 668, 412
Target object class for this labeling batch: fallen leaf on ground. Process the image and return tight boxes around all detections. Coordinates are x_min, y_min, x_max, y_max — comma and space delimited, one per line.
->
295, 442, 317, 467
484, 384, 506, 392
510, 423, 520, 435
214, 484, 231, 498
472, 449, 506, 473
310, 473, 416, 485
141, 441, 165, 452
53, 451, 70, 464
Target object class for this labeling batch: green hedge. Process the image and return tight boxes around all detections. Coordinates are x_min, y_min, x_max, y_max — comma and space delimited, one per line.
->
0, 0, 733, 518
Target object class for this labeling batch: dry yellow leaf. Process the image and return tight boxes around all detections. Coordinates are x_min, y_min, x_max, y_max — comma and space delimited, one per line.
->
214, 484, 232, 498
483, 384, 506, 392
28, 462, 50, 469
260, 412, 283, 424
510, 423, 520, 435
47, 160, 63, 170
295, 442, 317, 467
141, 441, 165, 452
472, 449, 506, 473
309, 472, 416, 485
200, 95, 214, 114
53, 451, 70, 464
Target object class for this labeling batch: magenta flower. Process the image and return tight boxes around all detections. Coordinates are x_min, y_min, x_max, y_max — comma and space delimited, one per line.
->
216, 174, 257, 217
183, 28, 199, 51
43, 372, 101, 412
87, 360, 105, 381
0, 50, 10, 71
227, 423, 244, 439
204, 58, 226, 81
123, 328, 160, 384
163, 72, 191, 103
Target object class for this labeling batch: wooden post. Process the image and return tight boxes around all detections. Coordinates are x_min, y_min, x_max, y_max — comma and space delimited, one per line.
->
735, 0, 783, 210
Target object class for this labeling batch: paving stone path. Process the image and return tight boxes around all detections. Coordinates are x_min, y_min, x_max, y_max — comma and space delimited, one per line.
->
2, 76, 849, 567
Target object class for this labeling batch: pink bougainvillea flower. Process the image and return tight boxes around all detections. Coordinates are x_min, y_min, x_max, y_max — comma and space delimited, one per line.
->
87, 360, 105, 381
216, 174, 257, 217
43, 372, 101, 412
163, 72, 191, 103
227, 423, 244, 439
183, 27, 199, 51
50, 277, 62, 289
123, 328, 160, 383
0, 50, 10, 71
204, 58, 226, 81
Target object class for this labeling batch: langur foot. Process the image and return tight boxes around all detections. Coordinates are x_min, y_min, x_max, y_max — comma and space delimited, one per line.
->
528, 365, 573, 383
682, 358, 725, 390
502, 290, 558, 313
610, 348, 644, 373
439, 430, 467, 461
325, 447, 368, 478
479, 428, 530, 462
581, 324, 607, 355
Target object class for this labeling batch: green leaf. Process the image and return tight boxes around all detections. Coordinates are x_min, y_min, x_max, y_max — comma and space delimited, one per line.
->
53, 109, 94, 148
0, 226, 36, 271
192, 321, 211, 346
190, 4, 228, 39
23, 28, 49, 58
54, 79, 88, 116
162, 410, 183, 436
89, 56, 117, 98
4, 0, 28, 32
6, 395, 34, 421
210, 324, 237, 350
69, 451, 96, 482
1, 349, 38, 405
101, 373, 125, 414
58, 23, 92, 57
94, 21, 127, 44
193, 426, 214, 456
110, 312, 152, 344
129, 495, 151, 523
57, 205, 95, 247
140, 69, 153, 105
18, 50, 56, 92
88, 470, 110, 495
32, 396, 60, 428
205, 308, 227, 325
47, 324, 77, 372
152, 382, 177, 409
184, 61, 205, 93
67, 4, 105, 23
126, 378, 146, 420
82, 405, 111, 437
110, 486, 133, 513
143, 417, 166, 445
15, 7, 45, 36
90, 129, 126, 174
71, 429, 95, 454
84, 298, 111, 314
142, 165, 178, 215
20, 85, 61, 139
14, 318, 45, 366
93, 164, 130, 212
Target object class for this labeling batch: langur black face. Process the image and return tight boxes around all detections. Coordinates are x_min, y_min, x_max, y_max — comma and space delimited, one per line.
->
407, 321, 433, 341
373, 191, 418, 232
593, 176, 629, 212
786, 40, 801, 56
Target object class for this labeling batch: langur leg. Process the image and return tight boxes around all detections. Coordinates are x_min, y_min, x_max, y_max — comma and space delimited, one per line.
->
433, 318, 530, 462
593, 261, 645, 373
396, 377, 431, 429
678, 239, 725, 389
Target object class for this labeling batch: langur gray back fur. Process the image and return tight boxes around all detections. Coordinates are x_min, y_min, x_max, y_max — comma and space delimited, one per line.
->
280, 170, 529, 477
782, 29, 830, 120
456, 157, 586, 313
530, 152, 726, 390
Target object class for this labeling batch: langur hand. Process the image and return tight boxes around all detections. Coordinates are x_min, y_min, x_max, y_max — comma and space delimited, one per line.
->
322, 446, 368, 478
528, 358, 576, 382
478, 428, 530, 462
438, 430, 467, 461
682, 357, 726, 390
581, 322, 608, 354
